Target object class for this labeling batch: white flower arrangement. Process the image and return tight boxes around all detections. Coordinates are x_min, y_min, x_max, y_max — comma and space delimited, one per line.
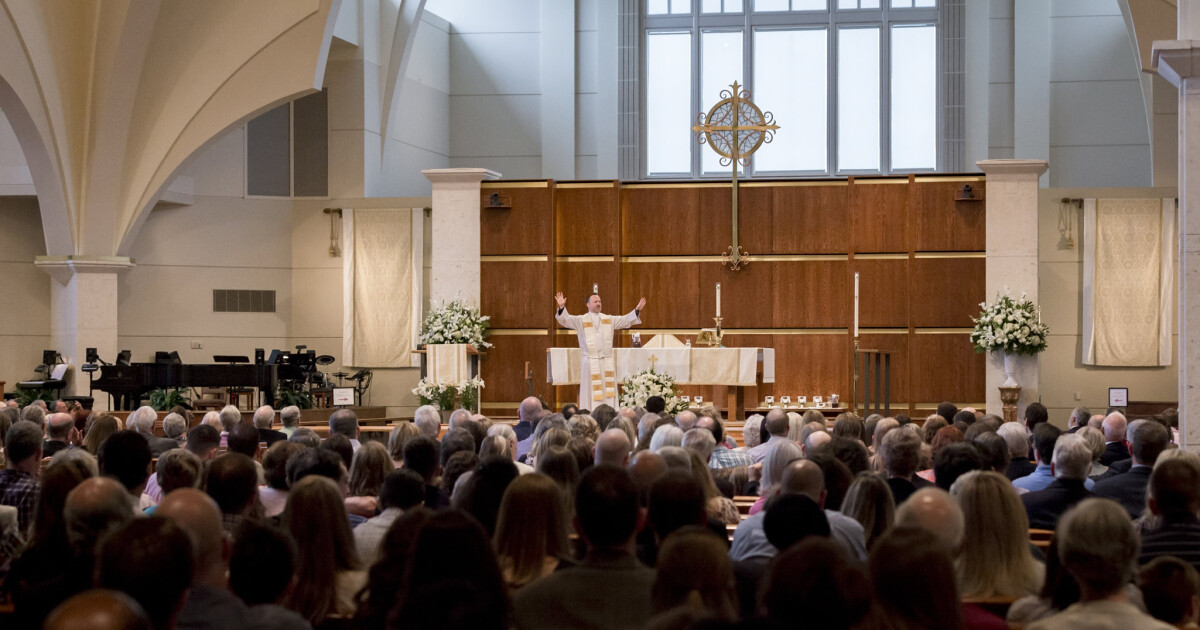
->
619, 368, 689, 415
412, 375, 485, 411
970, 291, 1049, 355
419, 300, 492, 348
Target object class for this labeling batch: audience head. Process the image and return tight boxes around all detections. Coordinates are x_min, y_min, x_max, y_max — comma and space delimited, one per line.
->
64, 477, 135, 555
230, 522, 297, 606
933, 442, 985, 491
871, 417, 899, 450
869, 526, 964, 629
286, 446, 348, 493
779, 458, 826, 505
441, 450, 479, 498
22, 403, 46, 426
1077, 426, 1106, 464
1057, 498, 1141, 600
950, 470, 1039, 598
1131, 419, 1170, 466
494, 473, 569, 588
680, 427, 715, 462
1087, 414, 1105, 431
1024, 402, 1049, 430
82, 416, 119, 455
651, 527, 737, 620
922, 415, 948, 443
764, 494, 830, 551
895, 487, 964, 550
575, 465, 642, 551
252, 405, 274, 429
413, 405, 441, 438
1149, 457, 1200, 518
591, 404, 617, 429
201, 411, 222, 431
761, 439, 803, 495
879, 425, 922, 479
743, 414, 764, 448
348, 441, 392, 497
764, 408, 789, 437
97, 430, 151, 495
841, 471, 895, 550
155, 448, 203, 495
95, 516, 193, 630
280, 405, 301, 428
128, 406, 156, 435
1031, 421, 1062, 465
997, 421, 1030, 462
1139, 556, 1200, 627
972, 431, 1011, 473
832, 413, 864, 442
156, 488, 226, 586
388, 421, 421, 462
288, 427, 320, 448
44, 590, 153, 630
803, 428, 831, 455
936, 402, 958, 426
4, 419, 43, 466
320, 434, 354, 469
565, 436, 595, 473
628, 449, 667, 505
648, 469, 706, 541
283, 476, 361, 624
28, 455, 93, 548
762, 538, 870, 630
227, 421, 260, 458
1102, 411, 1128, 442
441, 427, 477, 467
821, 436, 870, 476
161, 413, 186, 441
649, 423, 683, 452
1051, 433, 1093, 481
218, 405, 241, 433
205, 453, 259, 516
47, 411, 76, 441
459, 456, 519, 536
595, 428, 632, 467
645, 396, 666, 415
1069, 406, 1091, 429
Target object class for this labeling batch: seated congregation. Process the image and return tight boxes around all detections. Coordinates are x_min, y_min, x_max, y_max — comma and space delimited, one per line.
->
0, 396, 1197, 630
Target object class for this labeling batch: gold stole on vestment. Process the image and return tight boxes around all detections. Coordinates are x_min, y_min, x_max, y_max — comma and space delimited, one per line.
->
582, 315, 616, 406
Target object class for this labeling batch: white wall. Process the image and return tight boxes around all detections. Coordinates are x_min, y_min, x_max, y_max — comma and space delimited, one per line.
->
1038, 187, 1178, 427
0, 197, 49, 391
985, 0, 1152, 187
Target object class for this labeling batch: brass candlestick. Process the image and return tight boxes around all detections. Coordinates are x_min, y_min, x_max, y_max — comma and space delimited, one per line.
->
714, 316, 723, 347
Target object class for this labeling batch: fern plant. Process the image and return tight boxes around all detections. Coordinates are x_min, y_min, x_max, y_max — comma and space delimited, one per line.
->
275, 387, 314, 409
14, 387, 56, 407
149, 388, 191, 411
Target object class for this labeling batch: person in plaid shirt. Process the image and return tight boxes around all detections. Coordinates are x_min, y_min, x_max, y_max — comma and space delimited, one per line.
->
0, 420, 44, 532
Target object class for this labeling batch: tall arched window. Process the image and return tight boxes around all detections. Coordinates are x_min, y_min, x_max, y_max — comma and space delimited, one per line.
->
636, 0, 953, 179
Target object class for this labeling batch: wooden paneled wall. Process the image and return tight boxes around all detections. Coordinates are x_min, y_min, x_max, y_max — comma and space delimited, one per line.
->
478, 176, 986, 418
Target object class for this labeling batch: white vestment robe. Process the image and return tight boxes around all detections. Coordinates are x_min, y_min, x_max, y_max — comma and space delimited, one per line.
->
555, 308, 641, 408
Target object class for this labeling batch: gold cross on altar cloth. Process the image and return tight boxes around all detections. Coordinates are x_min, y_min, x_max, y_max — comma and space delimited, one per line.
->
692, 81, 780, 271
648, 354, 659, 372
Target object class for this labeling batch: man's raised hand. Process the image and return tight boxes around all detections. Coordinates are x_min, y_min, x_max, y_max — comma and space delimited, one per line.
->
636, 297, 647, 312
555, 292, 567, 309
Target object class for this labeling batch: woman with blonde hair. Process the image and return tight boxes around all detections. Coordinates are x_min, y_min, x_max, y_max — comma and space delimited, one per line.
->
527, 426, 570, 469
387, 421, 420, 467
1076, 426, 1108, 477
649, 527, 738, 623
348, 441, 393, 504
841, 471, 895, 549
687, 450, 739, 525
82, 414, 119, 454
494, 473, 569, 589
283, 476, 366, 624
949, 470, 1043, 598
786, 412, 804, 442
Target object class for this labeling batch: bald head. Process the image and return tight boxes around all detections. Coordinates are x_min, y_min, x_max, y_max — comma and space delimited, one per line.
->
47, 412, 76, 440
156, 488, 226, 586
764, 408, 789, 436
628, 450, 668, 498
779, 459, 826, 506
895, 487, 964, 550
45, 590, 153, 630
675, 410, 698, 432
64, 477, 134, 551
803, 430, 831, 455
519, 397, 543, 425
595, 429, 632, 467
1102, 412, 1128, 442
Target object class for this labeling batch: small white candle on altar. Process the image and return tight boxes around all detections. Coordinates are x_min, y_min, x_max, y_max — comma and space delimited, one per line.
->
716, 282, 721, 317
853, 272, 860, 338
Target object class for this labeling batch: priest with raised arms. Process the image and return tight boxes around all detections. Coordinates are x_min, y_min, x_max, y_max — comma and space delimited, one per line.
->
556, 290, 647, 409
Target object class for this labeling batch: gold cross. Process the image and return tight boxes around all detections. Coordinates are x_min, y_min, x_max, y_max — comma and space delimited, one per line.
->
692, 81, 780, 271
648, 354, 659, 372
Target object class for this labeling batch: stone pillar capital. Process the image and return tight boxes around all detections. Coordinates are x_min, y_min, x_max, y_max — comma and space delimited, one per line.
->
1152, 40, 1200, 89
422, 168, 502, 187
976, 159, 1049, 179
34, 256, 135, 284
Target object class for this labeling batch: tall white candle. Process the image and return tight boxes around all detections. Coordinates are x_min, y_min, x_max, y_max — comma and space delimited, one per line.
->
716, 282, 721, 318
853, 272, 860, 338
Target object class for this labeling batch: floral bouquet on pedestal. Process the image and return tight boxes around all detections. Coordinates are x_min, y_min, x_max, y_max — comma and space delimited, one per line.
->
619, 368, 689, 415
412, 375, 485, 412
970, 291, 1049, 355
419, 300, 492, 348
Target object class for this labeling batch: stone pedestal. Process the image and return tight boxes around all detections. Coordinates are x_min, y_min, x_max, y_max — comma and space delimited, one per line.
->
422, 168, 501, 308
1153, 38, 1200, 450
999, 386, 1022, 424
977, 160, 1047, 419
34, 256, 135, 411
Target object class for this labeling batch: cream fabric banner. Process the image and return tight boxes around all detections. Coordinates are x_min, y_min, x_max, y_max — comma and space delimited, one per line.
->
427, 343, 471, 386
342, 209, 415, 368
1082, 198, 1176, 367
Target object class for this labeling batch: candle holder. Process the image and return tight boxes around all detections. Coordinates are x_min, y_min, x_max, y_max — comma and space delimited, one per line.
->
697, 316, 724, 348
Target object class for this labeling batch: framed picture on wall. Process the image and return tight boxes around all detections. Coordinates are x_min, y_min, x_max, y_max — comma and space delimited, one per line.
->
1109, 387, 1128, 408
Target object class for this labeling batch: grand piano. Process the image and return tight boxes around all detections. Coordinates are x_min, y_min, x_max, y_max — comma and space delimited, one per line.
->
93, 362, 304, 410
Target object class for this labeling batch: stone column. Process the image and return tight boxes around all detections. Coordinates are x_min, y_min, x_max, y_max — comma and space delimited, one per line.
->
1153, 36, 1200, 450
34, 256, 135, 411
977, 159, 1048, 419
422, 168, 501, 308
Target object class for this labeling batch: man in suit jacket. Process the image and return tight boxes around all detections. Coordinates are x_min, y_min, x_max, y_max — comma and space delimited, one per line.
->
1065, 406, 1090, 434
1094, 420, 1169, 518
1098, 412, 1131, 467
129, 406, 179, 458
1139, 458, 1200, 574
999, 423, 1036, 480
1022, 433, 1094, 530
251, 406, 286, 446
514, 466, 654, 630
